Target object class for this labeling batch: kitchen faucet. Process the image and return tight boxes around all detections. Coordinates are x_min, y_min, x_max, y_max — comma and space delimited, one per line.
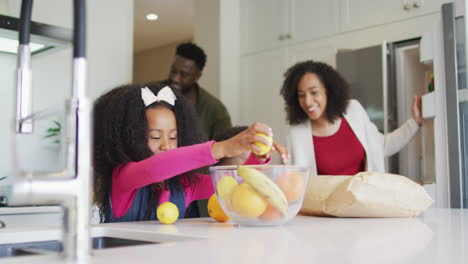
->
9, 0, 92, 260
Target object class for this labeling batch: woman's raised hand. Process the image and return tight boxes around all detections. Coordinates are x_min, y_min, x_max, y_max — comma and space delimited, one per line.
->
211, 122, 273, 160
412, 95, 423, 126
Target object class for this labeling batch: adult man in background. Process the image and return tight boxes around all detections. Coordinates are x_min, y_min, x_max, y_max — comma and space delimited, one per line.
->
152, 42, 232, 140
149, 42, 232, 217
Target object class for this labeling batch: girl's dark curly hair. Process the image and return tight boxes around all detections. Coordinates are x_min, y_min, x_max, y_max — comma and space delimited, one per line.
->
93, 83, 207, 222
280, 60, 351, 125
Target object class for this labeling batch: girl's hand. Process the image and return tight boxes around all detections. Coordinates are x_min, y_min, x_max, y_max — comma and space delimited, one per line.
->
212, 122, 273, 160
412, 95, 423, 126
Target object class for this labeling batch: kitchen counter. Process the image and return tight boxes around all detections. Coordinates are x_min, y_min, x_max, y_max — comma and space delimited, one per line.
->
1, 208, 467, 264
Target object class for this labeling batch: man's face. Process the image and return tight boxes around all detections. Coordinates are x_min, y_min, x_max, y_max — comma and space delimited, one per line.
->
168, 55, 201, 92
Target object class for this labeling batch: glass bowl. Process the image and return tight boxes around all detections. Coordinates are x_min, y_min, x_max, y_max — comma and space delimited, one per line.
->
209, 165, 310, 226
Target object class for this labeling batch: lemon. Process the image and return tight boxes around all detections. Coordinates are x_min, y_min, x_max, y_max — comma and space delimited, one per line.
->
207, 194, 230, 222
231, 182, 268, 218
253, 133, 273, 155
157, 202, 179, 224
216, 176, 238, 201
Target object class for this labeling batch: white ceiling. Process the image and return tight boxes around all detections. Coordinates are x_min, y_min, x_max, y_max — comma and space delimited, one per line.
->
134, 0, 193, 54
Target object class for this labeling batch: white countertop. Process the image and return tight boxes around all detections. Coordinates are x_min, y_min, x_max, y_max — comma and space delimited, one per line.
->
1, 208, 467, 264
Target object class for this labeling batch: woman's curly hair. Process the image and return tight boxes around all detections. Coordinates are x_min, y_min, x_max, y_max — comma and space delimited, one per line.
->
280, 60, 351, 125
93, 83, 207, 222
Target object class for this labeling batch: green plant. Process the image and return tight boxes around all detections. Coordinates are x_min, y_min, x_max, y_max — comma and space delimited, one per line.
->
44, 120, 62, 144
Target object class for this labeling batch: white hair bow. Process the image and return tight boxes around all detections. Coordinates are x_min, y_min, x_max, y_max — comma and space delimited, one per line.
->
141, 86, 177, 107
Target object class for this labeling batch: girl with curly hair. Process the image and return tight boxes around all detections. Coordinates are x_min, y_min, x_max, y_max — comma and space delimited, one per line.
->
280, 60, 423, 175
93, 83, 274, 223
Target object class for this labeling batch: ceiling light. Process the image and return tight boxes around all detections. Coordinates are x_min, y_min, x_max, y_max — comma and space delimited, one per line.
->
146, 13, 158, 21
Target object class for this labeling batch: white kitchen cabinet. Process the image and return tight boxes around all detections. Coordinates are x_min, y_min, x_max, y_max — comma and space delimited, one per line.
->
240, 0, 289, 54
240, 0, 339, 54
340, 0, 453, 32
290, 0, 339, 45
288, 41, 338, 67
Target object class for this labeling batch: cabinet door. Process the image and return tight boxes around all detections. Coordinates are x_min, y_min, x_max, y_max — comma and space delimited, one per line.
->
240, 49, 289, 159
240, 0, 289, 54
290, 0, 339, 44
340, 0, 451, 32
336, 44, 386, 132
288, 42, 337, 68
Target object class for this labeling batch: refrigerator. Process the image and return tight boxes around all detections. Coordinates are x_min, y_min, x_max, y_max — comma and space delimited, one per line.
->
336, 2, 467, 209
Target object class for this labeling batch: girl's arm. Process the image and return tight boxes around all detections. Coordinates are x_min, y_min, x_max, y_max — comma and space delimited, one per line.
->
115, 121, 275, 195
113, 141, 217, 193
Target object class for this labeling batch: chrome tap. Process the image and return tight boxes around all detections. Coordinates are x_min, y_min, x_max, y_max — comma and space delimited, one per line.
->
9, 0, 92, 261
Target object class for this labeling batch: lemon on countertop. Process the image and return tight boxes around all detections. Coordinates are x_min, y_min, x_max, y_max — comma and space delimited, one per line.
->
157, 202, 179, 224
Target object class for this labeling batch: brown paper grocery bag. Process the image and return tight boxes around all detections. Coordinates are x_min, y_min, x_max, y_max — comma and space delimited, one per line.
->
300, 175, 351, 216
300, 172, 433, 217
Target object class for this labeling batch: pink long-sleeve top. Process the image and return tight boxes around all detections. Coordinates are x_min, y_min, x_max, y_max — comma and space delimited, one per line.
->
111, 141, 266, 218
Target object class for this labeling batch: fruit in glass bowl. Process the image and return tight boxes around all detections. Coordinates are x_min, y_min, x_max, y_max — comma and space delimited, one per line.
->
209, 165, 310, 226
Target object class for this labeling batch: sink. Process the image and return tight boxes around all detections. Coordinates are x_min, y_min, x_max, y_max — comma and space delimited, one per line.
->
93, 236, 158, 249
0, 247, 40, 258
0, 236, 159, 258
0, 225, 202, 258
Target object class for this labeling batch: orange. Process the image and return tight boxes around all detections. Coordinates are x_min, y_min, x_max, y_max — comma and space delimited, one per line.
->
276, 171, 304, 202
260, 204, 282, 220
231, 182, 268, 218
208, 194, 230, 222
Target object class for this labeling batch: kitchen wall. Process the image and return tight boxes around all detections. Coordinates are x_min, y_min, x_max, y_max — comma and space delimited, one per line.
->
0, 0, 133, 191
194, 0, 241, 124
193, 0, 220, 100
133, 39, 191, 84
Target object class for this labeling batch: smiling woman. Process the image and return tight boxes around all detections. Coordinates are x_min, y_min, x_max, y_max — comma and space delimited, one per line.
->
281, 60, 421, 177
